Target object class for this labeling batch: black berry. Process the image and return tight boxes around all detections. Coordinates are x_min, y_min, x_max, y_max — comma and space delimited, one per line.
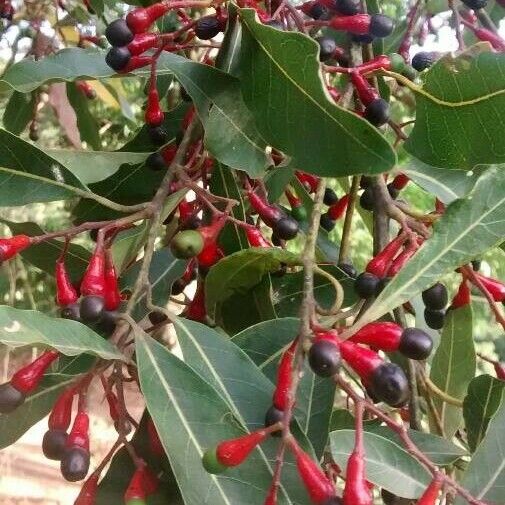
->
387, 183, 400, 199
461, 0, 487, 9
355, 272, 380, 299
323, 187, 339, 206
320, 213, 336, 232
97, 310, 119, 335
334, 0, 360, 15
317, 37, 337, 62
105, 19, 134, 47
271, 234, 283, 247
42, 429, 68, 460
146, 152, 166, 171
105, 46, 131, 72
148, 311, 168, 326
195, 16, 222, 40
309, 340, 341, 377
364, 98, 390, 126
360, 187, 375, 211
148, 125, 168, 146
399, 328, 433, 360
411, 51, 438, 72
307, 3, 329, 19
0, 382, 25, 414
424, 308, 445, 330
60, 303, 81, 322
370, 362, 409, 407
171, 278, 186, 295
61, 447, 90, 482
273, 216, 299, 241
360, 176, 373, 188
351, 33, 375, 44
369, 14, 394, 38
338, 262, 357, 278
264, 405, 284, 436
422, 282, 448, 310
79, 295, 105, 323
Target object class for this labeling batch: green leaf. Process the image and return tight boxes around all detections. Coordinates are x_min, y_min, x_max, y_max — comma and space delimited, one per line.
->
0, 355, 91, 449
232, 317, 334, 457
111, 222, 150, 274
329, 429, 431, 499
455, 390, 505, 505
205, 247, 300, 319
0, 128, 89, 205
405, 45, 505, 169
0, 306, 125, 361
3, 91, 36, 135
1, 220, 90, 282
265, 167, 295, 202
239, 9, 396, 177
430, 306, 476, 437
136, 331, 307, 505
353, 167, 505, 331
463, 374, 505, 452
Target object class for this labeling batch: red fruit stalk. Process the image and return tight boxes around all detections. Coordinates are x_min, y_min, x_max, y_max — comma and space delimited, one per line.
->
245, 225, 272, 248
76, 81, 96, 99
264, 483, 278, 505
11, 350, 60, 394
247, 191, 284, 227
285, 189, 303, 211
494, 362, 505, 381
126, 4, 170, 34
328, 194, 349, 220
391, 174, 410, 190
67, 411, 90, 451
124, 467, 159, 501
295, 171, 319, 193
162, 144, 177, 165
273, 339, 298, 411
338, 339, 383, 383
386, 241, 419, 277
216, 428, 270, 467
353, 55, 392, 75
48, 388, 75, 431
472, 273, 505, 302
197, 215, 227, 268
81, 245, 106, 296
343, 403, 372, 505
451, 279, 471, 308
75, 474, 99, 505
55, 259, 79, 306
366, 234, 405, 277
145, 88, 164, 127
416, 475, 443, 505
121, 56, 153, 73
0, 234, 31, 262
185, 282, 206, 321
128, 33, 159, 56
349, 322, 402, 352
104, 250, 121, 311
330, 14, 371, 34
350, 72, 379, 106
289, 438, 335, 503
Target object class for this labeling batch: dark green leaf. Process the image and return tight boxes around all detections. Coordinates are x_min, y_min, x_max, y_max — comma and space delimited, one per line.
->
111, 222, 150, 274
3, 91, 36, 135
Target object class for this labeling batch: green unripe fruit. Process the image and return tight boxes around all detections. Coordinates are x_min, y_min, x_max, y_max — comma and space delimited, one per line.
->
170, 230, 204, 259
389, 53, 406, 73
202, 447, 227, 474
291, 205, 307, 222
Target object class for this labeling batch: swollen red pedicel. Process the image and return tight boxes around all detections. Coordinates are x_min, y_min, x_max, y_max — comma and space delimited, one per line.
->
416, 476, 443, 505
128, 33, 158, 56
216, 429, 269, 467
48, 388, 75, 431
104, 250, 121, 310
349, 322, 402, 352
330, 14, 371, 34
125, 466, 159, 501
451, 279, 471, 308
80, 246, 106, 296
67, 411, 90, 451
55, 259, 79, 306
328, 194, 349, 220
273, 340, 298, 411
126, 4, 170, 33
473, 273, 505, 302
245, 225, 272, 248
0, 234, 31, 262
11, 350, 60, 394
75, 474, 99, 505
365, 234, 405, 277
145, 88, 165, 127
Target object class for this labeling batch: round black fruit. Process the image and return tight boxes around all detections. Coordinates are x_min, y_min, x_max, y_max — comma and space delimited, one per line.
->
273, 216, 299, 241
334, 0, 360, 15
105, 46, 131, 72
411, 51, 438, 71
461, 0, 487, 9
148, 125, 168, 146
422, 282, 448, 310
369, 14, 394, 38
309, 340, 341, 377
61, 446, 90, 482
105, 19, 134, 47
43, 429, 68, 460
323, 187, 339, 206
264, 405, 284, 436
171, 278, 186, 295
338, 262, 357, 278
399, 328, 433, 360
370, 363, 409, 407
360, 176, 373, 188
359, 187, 375, 211
80, 295, 105, 323
148, 311, 168, 326
320, 213, 336, 232
170, 230, 204, 259
364, 98, 390, 126
351, 33, 375, 44
195, 16, 222, 40
424, 308, 445, 330
308, 3, 328, 19
0, 382, 25, 414
97, 310, 119, 335
317, 37, 337, 62
146, 152, 166, 171
60, 303, 81, 322
354, 272, 380, 299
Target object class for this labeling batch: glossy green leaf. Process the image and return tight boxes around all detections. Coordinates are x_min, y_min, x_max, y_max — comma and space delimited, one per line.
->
239, 9, 396, 177
205, 247, 300, 319
3, 91, 36, 135
405, 45, 505, 169
352, 167, 505, 331
66, 82, 100, 150
463, 374, 505, 452
136, 331, 307, 505
430, 305, 476, 437
330, 429, 431, 499
111, 222, 150, 274
455, 390, 505, 505
0, 306, 125, 361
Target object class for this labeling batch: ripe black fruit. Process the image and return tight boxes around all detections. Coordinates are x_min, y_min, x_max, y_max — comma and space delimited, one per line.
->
43, 429, 68, 460
0, 382, 25, 414
171, 279, 186, 295
146, 152, 166, 171
351, 33, 375, 44
105, 19, 134, 47
323, 187, 339, 206
60, 303, 81, 322
359, 187, 375, 211
317, 37, 337, 62
320, 213, 336, 232
334, 0, 360, 15
364, 98, 390, 126
148, 125, 168, 146
338, 262, 357, 278
461, 0, 487, 9
264, 405, 284, 436
273, 216, 299, 240
61, 447, 90, 482
411, 51, 438, 71
195, 16, 222, 40
422, 282, 448, 310
424, 308, 445, 330
105, 46, 131, 72
307, 3, 328, 19
399, 328, 433, 360
370, 363, 409, 407
80, 295, 105, 323
97, 310, 119, 335
271, 234, 283, 247
354, 272, 380, 299
148, 311, 168, 326
369, 14, 394, 38
309, 340, 341, 377
360, 176, 373, 188
170, 230, 204, 259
